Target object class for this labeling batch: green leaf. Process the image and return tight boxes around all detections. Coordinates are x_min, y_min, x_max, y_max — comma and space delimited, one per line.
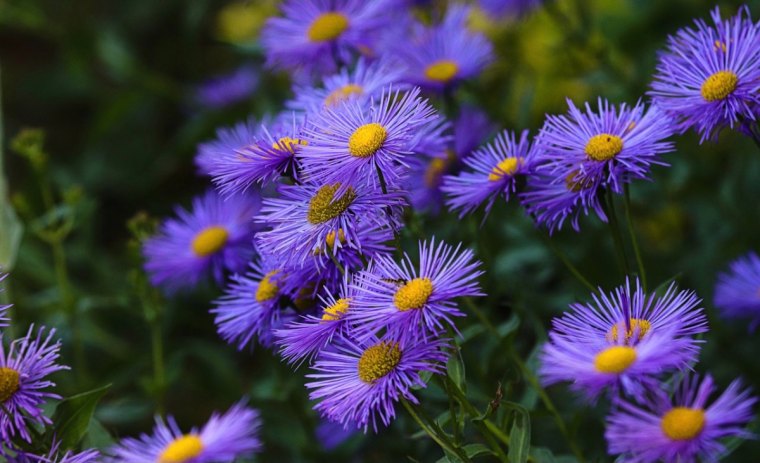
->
497, 314, 521, 338
506, 403, 531, 463
462, 444, 496, 458
81, 418, 115, 450
48, 384, 111, 450
447, 346, 466, 392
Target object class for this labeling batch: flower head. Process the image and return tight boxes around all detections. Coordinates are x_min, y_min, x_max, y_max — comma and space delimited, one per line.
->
540, 278, 707, 400
606, 374, 756, 463
478, 0, 542, 19
195, 117, 262, 177
521, 98, 674, 233
143, 190, 261, 292
714, 251, 760, 330
194, 65, 259, 109
3, 441, 100, 463
306, 333, 449, 431
106, 402, 261, 463
0, 327, 68, 442
649, 6, 760, 142
0, 274, 9, 328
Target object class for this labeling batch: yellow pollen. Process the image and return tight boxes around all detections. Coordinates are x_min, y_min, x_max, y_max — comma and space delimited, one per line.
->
565, 169, 593, 192
424, 60, 459, 83
607, 318, 652, 343
594, 346, 637, 374
394, 277, 433, 311
322, 298, 350, 321
326, 228, 347, 249
158, 434, 204, 463
272, 137, 307, 154
358, 342, 402, 383
348, 123, 387, 158
191, 226, 229, 257
488, 157, 524, 181
325, 84, 364, 107
424, 158, 448, 187
714, 40, 727, 53
307, 12, 349, 42
0, 367, 20, 403
307, 184, 356, 224
585, 134, 624, 161
701, 70, 738, 102
255, 270, 280, 303
661, 407, 706, 441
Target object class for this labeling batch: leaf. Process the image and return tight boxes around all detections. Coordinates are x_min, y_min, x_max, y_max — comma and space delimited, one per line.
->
497, 314, 521, 338
48, 384, 111, 450
506, 403, 531, 463
462, 444, 496, 458
81, 418, 115, 450
447, 345, 466, 392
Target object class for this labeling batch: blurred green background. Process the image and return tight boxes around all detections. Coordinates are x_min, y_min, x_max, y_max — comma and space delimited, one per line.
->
2, 0, 760, 461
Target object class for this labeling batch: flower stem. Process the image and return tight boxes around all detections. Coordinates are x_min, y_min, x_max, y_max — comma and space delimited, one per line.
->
326, 246, 346, 276
623, 185, 647, 291
402, 398, 472, 462
604, 189, 631, 276
538, 232, 596, 293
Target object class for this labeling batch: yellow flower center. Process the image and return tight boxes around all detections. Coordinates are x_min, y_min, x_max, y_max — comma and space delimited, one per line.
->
358, 342, 402, 383
191, 226, 229, 257
607, 318, 652, 343
348, 123, 387, 158
0, 367, 20, 403
272, 137, 308, 154
394, 277, 433, 311
313, 228, 348, 255
488, 157, 524, 181
255, 270, 280, 303
424, 158, 448, 187
714, 40, 727, 53
158, 434, 204, 463
661, 407, 706, 441
585, 134, 624, 161
564, 169, 592, 192
307, 184, 356, 224
701, 70, 738, 102
424, 60, 459, 83
593, 346, 637, 374
322, 298, 350, 321
325, 84, 364, 107
307, 12, 349, 42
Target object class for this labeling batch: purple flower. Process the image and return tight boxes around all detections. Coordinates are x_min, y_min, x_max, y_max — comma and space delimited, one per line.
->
299, 86, 440, 191
348, 238, 484, 340
143, 190, 261, 292
195, 117, 261, 177
1, 273, 10, 328
315, 418, 357, 450
106, 402, 261, 463
442, 129, 535, 218
540, 278, 707, 401
194, 65, 259, 109
714, 251, 760, 330
521, 98, 674, 233
306, 332, 449, 431
3, 441, 100, 463
0, 326, 67, 442
649, 6, 760, 142
606, 374, 756, 463
478, 0, 542, 18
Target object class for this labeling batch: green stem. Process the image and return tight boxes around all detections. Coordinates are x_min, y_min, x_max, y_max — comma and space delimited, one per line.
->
326, 246, 346, 276
51, 239, 84, 377
604, 189, 631, 276
402, 399, 472, 463
538, 233, 596, 292
150, 313, 166, 414
623, 186, 647, 291
463, 297, 499, 338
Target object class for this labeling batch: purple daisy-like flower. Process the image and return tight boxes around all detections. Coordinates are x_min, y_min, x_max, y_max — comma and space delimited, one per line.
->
442, 129, 535, 218
540, 278, 707, 400
288, 58, 407, 114
606, 374, 756, 463
714, 251, 760, 330
0, 326, 68, 442
262, 0, 400, 78
394, 5, 494, 91
255, 180, 405, 266
143, 190, 261, 292
209, 112, 307, 195
649, 6, 760, 142
195, 117, 262, 177
299, 86, 440, 190
106, 402, 261, 463
348, 238, 484, 340
478, 0, 542, 18
3, 441, 100, 463
194, 65, 259, 109
306, 332, 449, 431
521, 98, 674, 233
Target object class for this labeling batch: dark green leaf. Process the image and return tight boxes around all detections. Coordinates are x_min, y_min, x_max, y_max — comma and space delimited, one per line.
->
507, 403, 531, 463
447, 346, 466, 392
48, 384, 111, 450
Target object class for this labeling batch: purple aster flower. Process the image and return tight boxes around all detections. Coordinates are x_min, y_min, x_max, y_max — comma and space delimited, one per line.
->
714, 251, 760, 330
287, 58, 407, 114
393, 5, 494, 91
299, 86, 441, 190
3, 441, 100, 463
540, 278, 707, 401
442, 129, 535, 218
255, 181, 405, 266
262, 0, 401, 78
106, 402, 261, 463
1, 273, 10, 328
194, 65, 259, 109
606, 374, 756, 463
478, 0, 543, 18
143, 190, 261, 293
209, 112, 307, 194
306, 332, 449, 431
348, 238, 484, 340
315, 418, 357, 450
521, 98, 674, 233
0, 326, 67, 442
195, 117, 261, 177
649, 6, 760, 142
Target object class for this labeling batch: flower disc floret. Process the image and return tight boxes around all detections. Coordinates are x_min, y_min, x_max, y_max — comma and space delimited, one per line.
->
594, 346, 637, 374
322, 298, 350, 322
608, 318, 651, 343
424, 60, 459, 83
191, 226, 229, 257
348, 123, 388, 158
394, 278, 433, 311
488, 157, 523, 181
700, 70, 738, 101
159, 435, 204, 463
585, 134, 624, 161
0, 367, 20, 403
307, 12, 349, 42
325, 84, 364, 107
273, 136, 308, 154
307, 184, 357, 224
661, 407, 706, 440
255, 270, 280, 302
358, 342, 402, 383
